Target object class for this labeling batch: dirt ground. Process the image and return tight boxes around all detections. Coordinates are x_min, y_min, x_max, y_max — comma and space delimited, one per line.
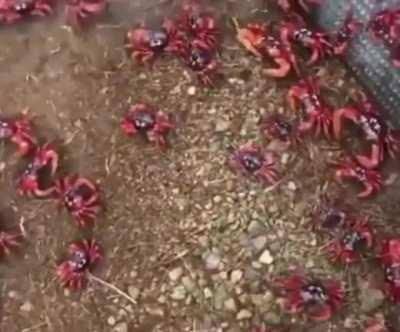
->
1, 1, 400, 332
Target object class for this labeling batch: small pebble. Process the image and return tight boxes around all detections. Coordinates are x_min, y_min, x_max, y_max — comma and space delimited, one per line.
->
230, 270, 243, 284
112, 322, 128, 332
251, 236, 267, 251
20, 301, 33, 312
236, 309, 252, 320
107, 316, 116, 326
203, 287, 213, 299
127, 286, 140, 300
204, 252, 221, 270
170, 285, 186, 301
224, 298, 237, 312
168, 267, 183, 282
259, 249, 274, 265
213, 195, 222, 204
187, 86, 196, 95
287, 181, 297, 191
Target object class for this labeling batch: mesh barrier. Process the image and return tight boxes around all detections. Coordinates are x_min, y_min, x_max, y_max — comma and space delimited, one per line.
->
315, 0, 400, 127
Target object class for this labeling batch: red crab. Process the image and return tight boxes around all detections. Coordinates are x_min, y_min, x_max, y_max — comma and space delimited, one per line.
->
179, 0, 218, 50
260, 113, 299, 149
0, 116, 35, 156
364, 314, 395, 332
331, 12, 361, 56
383, 263, 400, 302
126, 19, 185, 65
229, 144, 279, 186
367, 10, 400, 68
311, 197, 349, 233
333, 156, 383, 198
276, 274, 343, 321
287, 77, 332, 139
121, 103, 173, 147
378, 238, 400, 302
368, 9, 400, 42
0, 0, 53, 25
389, 43, 400, 68
280, 15, 333, 65
56, 239, 102, 289
333, 93, 400, 169
18, 144, 58, 198
65, 0, 107, 26
236, 22, 299, 77
327, 218, 373, 265
0, 229, 20, 256
55, 176, 100, 228
183, 42, 218, 86
277, 0, 321, 14
379, 238, 400, 267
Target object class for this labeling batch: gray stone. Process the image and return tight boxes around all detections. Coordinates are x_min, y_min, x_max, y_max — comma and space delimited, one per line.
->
251, 236, 267, 251
170, 285, 187, 301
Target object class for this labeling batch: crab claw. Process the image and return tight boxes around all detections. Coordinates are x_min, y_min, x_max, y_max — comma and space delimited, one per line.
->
18, 144, 59, 198
334, 157, 383, 198
0, 231, 20, 256
332, 106, 360, 140
263, 57, 292, 78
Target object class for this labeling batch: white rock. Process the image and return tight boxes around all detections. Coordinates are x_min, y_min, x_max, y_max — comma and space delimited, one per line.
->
127, 286, 140, 300
20, 301, 33, 312
224, 298, 237, 312
203, 287, 213, 299
287, 181, 297, 191
259, 249, 274, 265
281, 153, 290, 165
205, 252, 221, 270
236, 309, 252, 320
168, 267, 183, 281
252, 236, 267, 251
187, 86, 196, 95
230, 270, 243, 284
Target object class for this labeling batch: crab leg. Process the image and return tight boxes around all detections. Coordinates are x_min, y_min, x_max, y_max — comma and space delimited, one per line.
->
332, 106, 360, 140
263, 58, 291, 77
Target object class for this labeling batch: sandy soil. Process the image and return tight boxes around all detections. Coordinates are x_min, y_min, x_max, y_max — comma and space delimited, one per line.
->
1, 1, 400, 332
